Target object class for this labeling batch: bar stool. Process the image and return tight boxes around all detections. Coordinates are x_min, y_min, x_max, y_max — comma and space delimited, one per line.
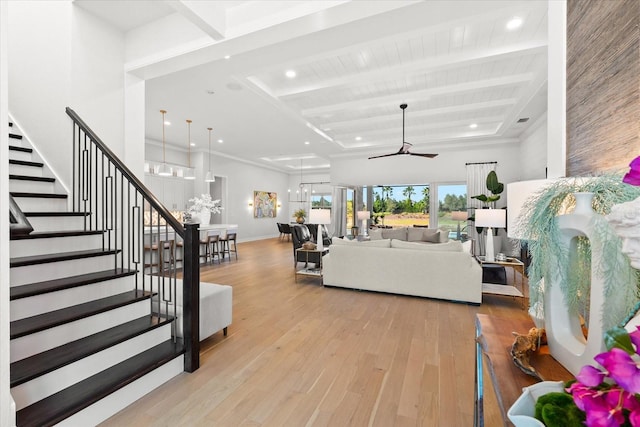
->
220, 228, 238, 260
207, 230, 221, 264
144, 239, 175, 274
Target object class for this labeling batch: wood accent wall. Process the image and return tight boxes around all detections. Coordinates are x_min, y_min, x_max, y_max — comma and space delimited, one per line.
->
566, 0, 640, 176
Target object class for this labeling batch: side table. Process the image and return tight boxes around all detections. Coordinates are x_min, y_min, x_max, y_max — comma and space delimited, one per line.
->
295, 247, 329, 282
474, 314, 573, 426
476, 256, 527, 308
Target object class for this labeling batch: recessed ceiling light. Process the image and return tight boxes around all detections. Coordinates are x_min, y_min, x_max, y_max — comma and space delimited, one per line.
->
164, 121, 171, 125
469, 123, 478, 129
304, 141, 310, 145
218, 139, 223, 143
285, 70, 296, 78
355, 136, 362, 141
190, 142, 196, 147
224, 55, 231, 60
506, 17, 523, 30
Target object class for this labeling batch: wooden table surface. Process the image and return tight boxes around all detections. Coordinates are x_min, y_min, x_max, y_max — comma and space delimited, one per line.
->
475, 314, 574, 426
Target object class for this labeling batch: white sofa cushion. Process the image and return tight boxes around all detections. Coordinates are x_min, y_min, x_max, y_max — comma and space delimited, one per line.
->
381, 227, 408, 240
369, 228, 383, 240
332, 236, 391, 248
407, 227, 428, 242
391, 239, 463, 252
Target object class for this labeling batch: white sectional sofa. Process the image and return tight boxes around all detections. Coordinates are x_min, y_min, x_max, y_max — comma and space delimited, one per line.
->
322, 237, 482, 304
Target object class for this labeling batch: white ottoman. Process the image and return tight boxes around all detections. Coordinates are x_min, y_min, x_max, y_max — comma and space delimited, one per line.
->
152, 278, 233, 341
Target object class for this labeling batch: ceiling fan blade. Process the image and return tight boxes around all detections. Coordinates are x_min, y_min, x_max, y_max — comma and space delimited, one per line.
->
408, 152, 438, 158
368, 153, 400, 159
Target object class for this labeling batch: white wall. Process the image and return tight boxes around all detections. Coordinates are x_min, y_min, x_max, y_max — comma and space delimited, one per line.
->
8, 0, 125, 191
1, 1, 13, 424
519, 115, 548, 180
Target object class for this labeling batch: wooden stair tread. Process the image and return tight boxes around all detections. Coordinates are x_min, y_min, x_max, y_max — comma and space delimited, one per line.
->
9, 132, 23, 140
10, 268, 136, 300
9, 174, 55, 182
10, 192, 66, 199
11, 230, 104, 241
9, 146, 32, 153
15, 339, 184, 427
9, 159, 42, 167
10, 248, 118, 268
11, 315, 171, 387
10, 290, 153, 339
24, 211, 89, 217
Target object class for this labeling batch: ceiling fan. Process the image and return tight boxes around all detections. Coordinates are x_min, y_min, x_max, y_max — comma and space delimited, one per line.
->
368, 104, 438, 159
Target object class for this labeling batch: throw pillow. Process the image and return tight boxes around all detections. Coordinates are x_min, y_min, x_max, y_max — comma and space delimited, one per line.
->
422, 231, 440, 243
381, 227, 407, 240
391, 239, 463, 252
438, 228, 450, 243
407, 227, 426, 242
302, 241, 317, 250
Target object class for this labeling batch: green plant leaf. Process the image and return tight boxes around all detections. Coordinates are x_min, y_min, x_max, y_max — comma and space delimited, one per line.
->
486, 195, 501, 203
604, 327, 635, 353
486, 171, 498, 191
471, 195, 488, 202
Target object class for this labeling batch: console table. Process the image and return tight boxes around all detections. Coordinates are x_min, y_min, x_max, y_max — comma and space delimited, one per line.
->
475, 314, 573, 426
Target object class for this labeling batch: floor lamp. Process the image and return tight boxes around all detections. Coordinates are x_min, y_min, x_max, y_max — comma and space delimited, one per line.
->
474, 209, 505, 262
308, 209, 331, 252
451, 211, 468, 240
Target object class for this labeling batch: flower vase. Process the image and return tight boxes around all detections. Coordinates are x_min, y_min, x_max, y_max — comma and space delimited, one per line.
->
199, 209, 211, 225
507, 381, 564, 426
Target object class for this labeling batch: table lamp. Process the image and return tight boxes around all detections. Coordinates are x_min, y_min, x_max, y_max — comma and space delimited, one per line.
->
357, 211, 370, 236
309, 208, 331, 252
474, 208, 506, 262
451, 211, 468, 240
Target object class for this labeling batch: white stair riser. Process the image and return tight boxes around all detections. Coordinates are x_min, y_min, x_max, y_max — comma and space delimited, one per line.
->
57, 355, 184, 427
9, 150, 32, 162
9, 179, 55, 194
9, 164, 43, 177
10, 275, 134, 321
13, 197, 67, 212
10, 299, 152, 362
10, 233, 105, 258
11, 255, 116, 287
26, 216, 88, 232
12, 323, 173, 410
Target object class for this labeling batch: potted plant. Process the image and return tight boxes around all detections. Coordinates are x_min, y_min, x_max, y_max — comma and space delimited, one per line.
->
471, 170, 504, 206
293, 208, 306, 224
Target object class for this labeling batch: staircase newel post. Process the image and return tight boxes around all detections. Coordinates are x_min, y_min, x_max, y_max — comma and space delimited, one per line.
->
183, 222, 200, 372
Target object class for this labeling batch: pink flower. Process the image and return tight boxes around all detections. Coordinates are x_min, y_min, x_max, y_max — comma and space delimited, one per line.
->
630, 327, 640, 352
577, 365, 607, 387
595, 348, 640, 394
623, 156, 640, 186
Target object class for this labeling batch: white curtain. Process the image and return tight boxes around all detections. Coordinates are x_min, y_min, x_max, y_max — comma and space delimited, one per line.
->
331, 186, 346, 237
466, 162, 497, 255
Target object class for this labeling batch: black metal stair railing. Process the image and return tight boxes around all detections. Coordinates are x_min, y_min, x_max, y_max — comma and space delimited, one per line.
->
65, 107, 200, 372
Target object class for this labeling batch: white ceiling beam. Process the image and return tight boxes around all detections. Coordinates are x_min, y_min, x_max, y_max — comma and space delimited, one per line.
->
274, 40, 547, 98
166, 1, 227, 40
321, 99, 517, 130
302, 73, 531, 117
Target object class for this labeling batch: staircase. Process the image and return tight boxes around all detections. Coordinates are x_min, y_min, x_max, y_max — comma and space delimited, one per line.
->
8, 113, 200, 426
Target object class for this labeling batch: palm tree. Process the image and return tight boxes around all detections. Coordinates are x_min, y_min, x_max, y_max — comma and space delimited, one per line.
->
403, 186, 415, 207
382, 186, 392, 211
422, 187, 430, 213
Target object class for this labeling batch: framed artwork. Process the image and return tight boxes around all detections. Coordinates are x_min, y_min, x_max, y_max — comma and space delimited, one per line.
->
254, 191, 277, 218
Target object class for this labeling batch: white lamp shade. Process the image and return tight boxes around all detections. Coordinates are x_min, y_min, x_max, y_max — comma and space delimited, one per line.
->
183, 167, 196, 180
309, 208, 331, 225
357, 211, 370, 220
451, 211, 468, 221
157, 163, 172, 176
204, 171, 215, 182
506, 179, 556, 238
474, 208, 506, 228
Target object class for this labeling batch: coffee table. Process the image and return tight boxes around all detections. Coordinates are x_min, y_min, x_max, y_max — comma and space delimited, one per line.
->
475, 256, 526, 308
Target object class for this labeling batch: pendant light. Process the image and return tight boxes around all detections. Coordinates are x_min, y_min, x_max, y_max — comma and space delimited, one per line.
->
184, 119, 196, 180
157, 109, 172, 176
205, 127, 215, 183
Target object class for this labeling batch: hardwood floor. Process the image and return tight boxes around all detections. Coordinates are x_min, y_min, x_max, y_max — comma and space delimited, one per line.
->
100, 237, 531, 426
